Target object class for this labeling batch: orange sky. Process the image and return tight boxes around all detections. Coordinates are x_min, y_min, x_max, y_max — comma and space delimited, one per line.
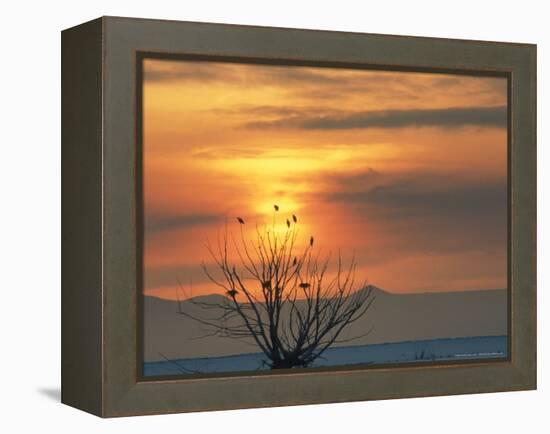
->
142, 58, 508, 300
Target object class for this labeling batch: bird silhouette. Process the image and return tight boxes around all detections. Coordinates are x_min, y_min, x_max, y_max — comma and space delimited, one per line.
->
292, 257, 297, 266
227, 289, 238, 297
274, 204, 279, 211
237, 217, 245, 224
292, 214, 297, 223
310, 236, 314, 247
299, 282, 311, 289
286, 219, 290, 228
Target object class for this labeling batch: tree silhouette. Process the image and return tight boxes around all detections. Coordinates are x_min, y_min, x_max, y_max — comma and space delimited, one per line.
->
178, 209, 375, 370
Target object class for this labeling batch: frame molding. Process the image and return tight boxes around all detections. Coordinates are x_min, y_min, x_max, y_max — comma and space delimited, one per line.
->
62, 16, 536, 417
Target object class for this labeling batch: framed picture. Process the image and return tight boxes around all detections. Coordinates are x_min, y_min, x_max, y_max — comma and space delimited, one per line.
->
61, 16, 536, 417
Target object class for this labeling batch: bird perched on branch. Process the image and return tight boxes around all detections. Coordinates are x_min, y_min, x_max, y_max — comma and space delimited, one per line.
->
274, 204, 279, 211
292, 257, 297, 266
292, 214, 297, 223
299, 282, 311, 289
286, 219, 290, 228
227, 289, 238, 298
237, 217, 245, 224
310, 236, 314, 247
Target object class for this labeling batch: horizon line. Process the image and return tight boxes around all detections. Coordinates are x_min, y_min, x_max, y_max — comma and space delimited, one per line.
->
144, 286, 508, 302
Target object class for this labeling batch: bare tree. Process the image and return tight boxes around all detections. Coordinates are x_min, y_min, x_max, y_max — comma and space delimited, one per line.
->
178, 207, 375, 369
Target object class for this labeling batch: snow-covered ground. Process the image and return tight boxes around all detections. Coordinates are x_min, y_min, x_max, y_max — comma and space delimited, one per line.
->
143, 335, 507, 377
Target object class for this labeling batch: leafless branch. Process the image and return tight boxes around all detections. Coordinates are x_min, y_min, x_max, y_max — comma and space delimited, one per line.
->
178, 211, 375, 369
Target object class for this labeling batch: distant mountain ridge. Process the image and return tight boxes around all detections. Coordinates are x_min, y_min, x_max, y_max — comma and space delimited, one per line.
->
144, 287, 507, 362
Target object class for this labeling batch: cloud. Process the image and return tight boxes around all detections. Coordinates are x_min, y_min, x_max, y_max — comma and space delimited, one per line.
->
329, 179, 507, 221
245, 106, 507, 130
143, 60, 441, 96
326, 167, 382, 187
143, 60, 343, 86
144, 60, 506, 104
305, 169, 507, 264
142, 60, 244, 83
144, 263, 216, 290
322, 168, 507, 219
191, 146, 266, 159
145, 213, 222, 232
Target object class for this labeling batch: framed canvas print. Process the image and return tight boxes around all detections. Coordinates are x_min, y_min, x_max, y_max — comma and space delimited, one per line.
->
61, 16, 536, 417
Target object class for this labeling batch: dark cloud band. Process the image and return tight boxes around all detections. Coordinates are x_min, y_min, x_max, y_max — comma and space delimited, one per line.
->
246, 106, 507, 130
145, 213, 221, 232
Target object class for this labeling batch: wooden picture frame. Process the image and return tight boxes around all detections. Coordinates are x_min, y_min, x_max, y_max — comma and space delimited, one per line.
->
61, 16, 536, 417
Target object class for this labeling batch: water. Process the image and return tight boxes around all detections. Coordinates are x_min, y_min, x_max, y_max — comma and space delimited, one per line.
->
143, 335, 507, 377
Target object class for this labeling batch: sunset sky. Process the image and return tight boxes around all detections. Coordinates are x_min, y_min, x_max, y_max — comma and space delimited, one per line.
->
142, 58, 508, 300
